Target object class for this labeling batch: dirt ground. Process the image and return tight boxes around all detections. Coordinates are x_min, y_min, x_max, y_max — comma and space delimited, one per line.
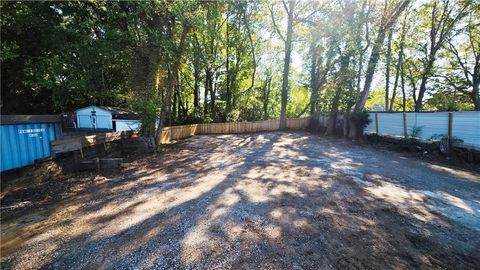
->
1, 131, 479, 269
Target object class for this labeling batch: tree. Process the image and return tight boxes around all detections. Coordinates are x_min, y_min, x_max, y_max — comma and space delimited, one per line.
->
354, 0, 411, 111
2, 0, 479, 133
389, 10, 409, 111
384, 30, 393, 111
412, 0, 468, 111
270, 0, 296, 129
1, 1, 131, 113
443, 6, 480, 110
307, 10, 337, 115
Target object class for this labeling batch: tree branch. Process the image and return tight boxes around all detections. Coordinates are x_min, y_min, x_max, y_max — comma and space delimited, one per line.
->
448, 39, 473, 85
282, 0, 290, 15
269, 5, 286, 42
243, 10, 256, 92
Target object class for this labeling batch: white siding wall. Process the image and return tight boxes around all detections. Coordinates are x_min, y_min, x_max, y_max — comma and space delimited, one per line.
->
114, 120, 141, 132
365, 111, 480, 149
76, 106, 112, 129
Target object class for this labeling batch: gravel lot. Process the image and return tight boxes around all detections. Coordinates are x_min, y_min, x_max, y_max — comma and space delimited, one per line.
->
1, 131, 479, 269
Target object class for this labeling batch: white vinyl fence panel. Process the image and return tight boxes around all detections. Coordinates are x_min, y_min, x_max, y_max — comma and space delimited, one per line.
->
364, 117, 376, 134
377, 113, 404, 136
365, 111, 480, 149
451, 111, 480, 148
407, 112, 449, 139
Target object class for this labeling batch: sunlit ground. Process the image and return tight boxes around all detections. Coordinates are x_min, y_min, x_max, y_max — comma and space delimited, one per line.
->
1, 131, 479, 269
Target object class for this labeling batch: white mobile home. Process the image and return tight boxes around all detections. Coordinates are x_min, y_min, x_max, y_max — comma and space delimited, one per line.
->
75, 106, 141, 132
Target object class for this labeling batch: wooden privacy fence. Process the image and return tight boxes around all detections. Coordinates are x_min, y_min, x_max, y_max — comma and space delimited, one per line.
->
52, 117, 311, 153
198, 119, 280, 134
160, 117, 311, 143
159, 124, 199, 144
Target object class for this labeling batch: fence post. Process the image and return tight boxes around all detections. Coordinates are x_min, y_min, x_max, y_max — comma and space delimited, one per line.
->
403, 112, 408, 138
375, 113, 379, 135
448, 112, 454, 151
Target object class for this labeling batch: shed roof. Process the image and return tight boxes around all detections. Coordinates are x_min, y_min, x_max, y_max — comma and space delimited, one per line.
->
76, 106, 139, 120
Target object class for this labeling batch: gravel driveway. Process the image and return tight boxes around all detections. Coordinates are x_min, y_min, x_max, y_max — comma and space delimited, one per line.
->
1, 131, 479, 269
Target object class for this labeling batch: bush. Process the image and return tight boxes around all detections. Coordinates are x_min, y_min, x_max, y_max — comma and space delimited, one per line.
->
226, 109, 241, 122
131, 96, 159, 137
349, 111, 371, 130
183, 109, 213, 124
410, 126, 423, 138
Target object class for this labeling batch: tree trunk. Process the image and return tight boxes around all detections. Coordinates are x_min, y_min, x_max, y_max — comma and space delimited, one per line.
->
415, 78, 427, 112
415, 59, 434, 112
193, 65, 200, 110
263, 74, 272, 120
176, 72, 184, 121
385, 30, 393, 111
327, 54, 351, 136
172, 82, 177, 124
325, 91, 340, 136
155, 25, 190, 146
244, 9, 256, 93
355, 29, 387, 111
225, 10, 232, 117
473, 77, 480, 110
279, 0, 295, 130
310, 43, 319, 115
343, 111, 350, 137
204, 68, 210, 115
390, 12, 408, 111
401, 60, 406, 111
210, 70, 216, 118
390, 48, 402, 111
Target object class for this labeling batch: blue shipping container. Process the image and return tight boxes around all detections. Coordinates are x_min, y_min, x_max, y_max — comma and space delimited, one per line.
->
1, 122, 61, 172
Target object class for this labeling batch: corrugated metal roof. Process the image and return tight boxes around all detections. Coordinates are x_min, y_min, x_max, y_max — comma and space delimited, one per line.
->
0, 115, 61, 125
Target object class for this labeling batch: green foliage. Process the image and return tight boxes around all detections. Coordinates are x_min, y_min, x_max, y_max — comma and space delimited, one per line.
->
365, 89, 386, 111
226, 109, 241, 122
424, 89, 474, 111
349, 111, 371, 130
410, 126, 423, 138
1, 1, 131, 113
183, 109, 213, 125
1, 0, 478, 126
130, 95, 160, 137
287, 85, 309, 117
366, 89, 416, 111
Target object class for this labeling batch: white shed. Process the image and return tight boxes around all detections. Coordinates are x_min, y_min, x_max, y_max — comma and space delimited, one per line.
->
75, 106, 141, 131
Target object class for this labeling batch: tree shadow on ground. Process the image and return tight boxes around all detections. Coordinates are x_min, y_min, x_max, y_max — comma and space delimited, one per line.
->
1, 132, 479, 269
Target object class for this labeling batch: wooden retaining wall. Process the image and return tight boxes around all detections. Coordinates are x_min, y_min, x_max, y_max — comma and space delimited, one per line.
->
51, 131, 140, 155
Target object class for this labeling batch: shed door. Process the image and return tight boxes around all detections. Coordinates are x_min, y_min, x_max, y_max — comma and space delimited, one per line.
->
90, 113, 97, 129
